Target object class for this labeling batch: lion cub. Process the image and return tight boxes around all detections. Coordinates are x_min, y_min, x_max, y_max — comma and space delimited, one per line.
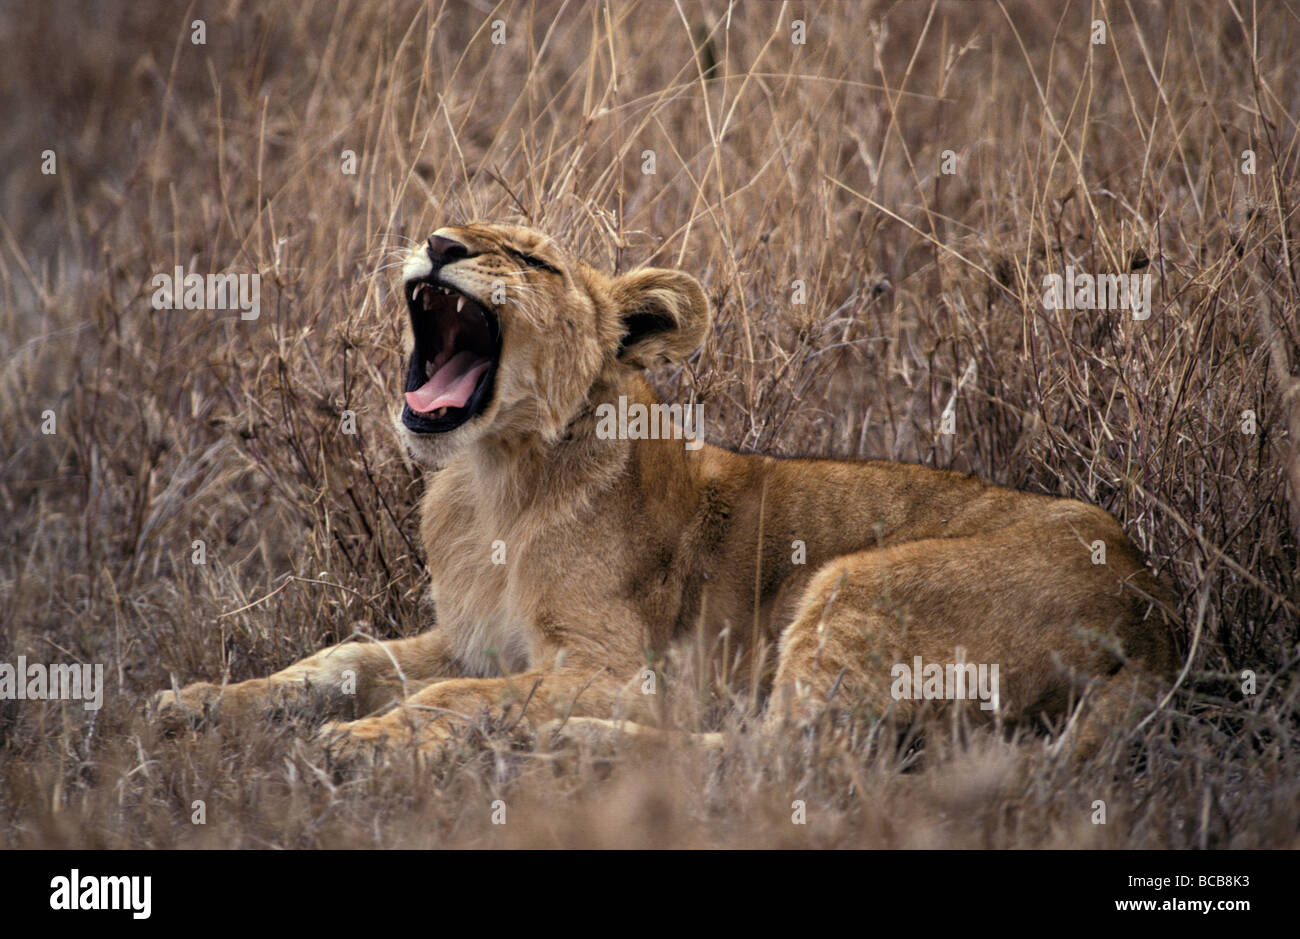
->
156, 223, 1178, 760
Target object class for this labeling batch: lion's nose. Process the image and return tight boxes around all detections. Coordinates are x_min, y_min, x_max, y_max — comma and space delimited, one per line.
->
427, 234, 471, 266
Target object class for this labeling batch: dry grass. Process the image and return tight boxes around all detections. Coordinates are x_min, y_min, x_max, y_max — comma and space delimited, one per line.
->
1, 0, 1298, 848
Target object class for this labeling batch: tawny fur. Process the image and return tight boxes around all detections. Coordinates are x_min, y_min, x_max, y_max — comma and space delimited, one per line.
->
154, 222, 1180, 761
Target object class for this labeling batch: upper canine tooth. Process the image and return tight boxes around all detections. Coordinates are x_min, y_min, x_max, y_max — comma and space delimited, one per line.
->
411, 283, 423, 301
456, 297, 464, 312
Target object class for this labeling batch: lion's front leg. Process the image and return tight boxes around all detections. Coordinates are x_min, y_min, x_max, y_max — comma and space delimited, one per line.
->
152, 629, 461, 732
317, 663, 635, 761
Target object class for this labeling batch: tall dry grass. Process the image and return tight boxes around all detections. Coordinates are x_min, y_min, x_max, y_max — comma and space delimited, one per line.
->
0, 0, 1297, 847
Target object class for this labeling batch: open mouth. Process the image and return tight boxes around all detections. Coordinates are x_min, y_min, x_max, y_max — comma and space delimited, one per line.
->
401, 278, 501, 434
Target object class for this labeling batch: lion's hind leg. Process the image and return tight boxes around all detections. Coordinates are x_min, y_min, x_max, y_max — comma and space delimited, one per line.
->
765, 523, 1171, 756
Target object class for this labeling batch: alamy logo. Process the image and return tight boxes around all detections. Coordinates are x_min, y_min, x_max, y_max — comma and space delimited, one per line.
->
0, 657, 104, 710
1041, 265, 1151, 320
594, 395, 704, 450
890, 653, 1000, 711
49, 869, 151, 919
151, 266, 261, 320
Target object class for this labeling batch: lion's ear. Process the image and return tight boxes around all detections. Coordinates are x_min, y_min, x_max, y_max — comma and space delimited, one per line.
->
610, 268, 711, 368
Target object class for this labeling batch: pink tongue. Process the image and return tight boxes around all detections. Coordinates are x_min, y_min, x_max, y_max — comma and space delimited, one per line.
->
405, 350, 491, 414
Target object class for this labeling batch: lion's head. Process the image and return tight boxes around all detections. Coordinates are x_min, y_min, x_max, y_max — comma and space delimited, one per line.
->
395, 222, 711, 466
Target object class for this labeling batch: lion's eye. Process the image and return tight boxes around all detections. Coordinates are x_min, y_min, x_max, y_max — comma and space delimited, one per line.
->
508, 248, 560, 275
